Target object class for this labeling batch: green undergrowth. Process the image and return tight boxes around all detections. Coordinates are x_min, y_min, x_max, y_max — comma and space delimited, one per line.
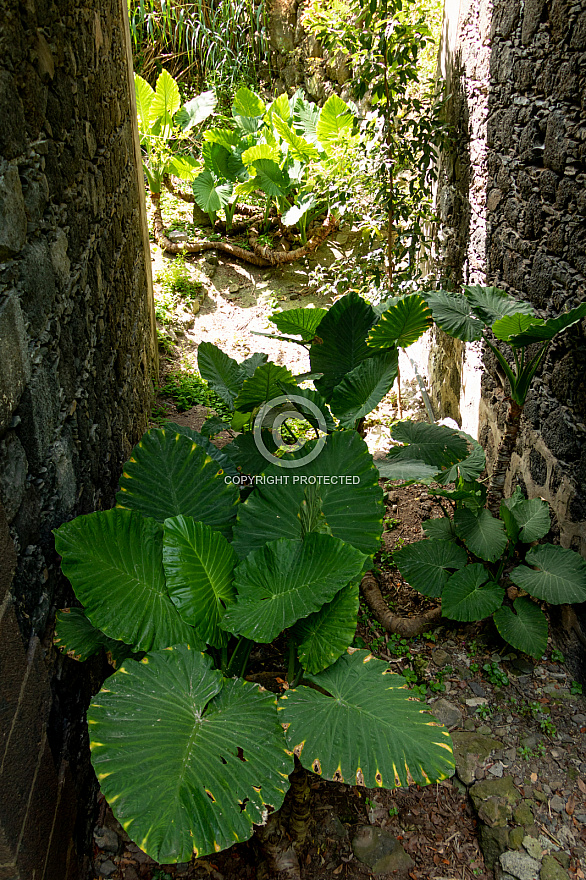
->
159, 370, 231, 415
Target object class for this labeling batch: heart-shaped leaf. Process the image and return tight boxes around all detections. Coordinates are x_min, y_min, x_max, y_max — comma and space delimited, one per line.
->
279, 650, 454, 787
510, 544, 586, 604
55, 509, 203, 652
454, 508, 508, 562
442, 564, 505, 621
197, 342, 245, 407
221, 534, 366, 642
394, 539, 468, 598
116, 428, 238, 536
367, 294, 433, 350
493, 597, 548, 658
89, 647, 293, 863
292, 581, 359, 674
424, 291, 484, 342
329, 352, 399, 428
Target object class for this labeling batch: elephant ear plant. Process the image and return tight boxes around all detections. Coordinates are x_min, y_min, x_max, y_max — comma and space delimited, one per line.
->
54, 427, 454, 867
423, 285, 586, 514
378, 421, 586, 659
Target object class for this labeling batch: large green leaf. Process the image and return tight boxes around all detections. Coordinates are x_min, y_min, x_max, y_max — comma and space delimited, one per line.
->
221, 534, 365, 642
510, 544, 586, 604
279, 650, 454, 787
492, 313, 542, 342
422, 518, 457, 541
175, 90, 216, 131
493, 598, 548, 658
463, 286, 535, 325
54, 607, 136, 665
272, 114, 320, 162
163, 517, 238, 648
375, 459, 439, 481
202, 141, 246, 183
240, 352, 269, 377
442, 564, 505, 621
234, 362, 296, 412
510, 498, 551, 543
197, 342, 245, 407
192, 171, 232, 215
269, 307, 328, 342
394, 539, 468, 599
282, 195, 317, 229
241, 143, 281, 166
116, 429, 238, 537
164, 422, 239, 479
367, 295, 433, 350
89, 647, 293, 863
134, 74, 155, 137
248, 158, 291, 199
309, 292, 376, 401
167, 155, 201, 181
203, 128, 243, 149
232, 86, 266, 118
293, 96, 321, 144
387, 421, 469, 469
292, 581, 359, 674
435, 432, 486, 485
454, 508, 508, 562
329, 352, 399, 428
149, 69, 181, 123
424, 291, 484, 342
316, 94, 353, 152
55, 510, 202, 652
505, 302, 586, 346
223, 430, 279, 477
232, 430, 384, 559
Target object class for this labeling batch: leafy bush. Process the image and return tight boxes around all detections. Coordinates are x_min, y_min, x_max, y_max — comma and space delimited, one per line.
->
379, 419, 586, 658
54, 425, 454, 864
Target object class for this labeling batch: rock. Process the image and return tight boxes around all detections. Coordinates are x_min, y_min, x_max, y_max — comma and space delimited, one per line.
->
470, 681, 487, 697
432, 649, 450, 667
0, 162, 27, 258
352, 826, 415, 875
509, 826, 525, 849
499, 851, 540, 880
451, 732, 503, 785
488, 761, 504, 777
166, 229, 189, 242
431, 698, 462, 728
98, 860, 117, 878
550, 795, 565, 812
470, 776, 520, 807
466, 697, 489, 707
522, 836, 543, 860
540, 854, 570, 880
479, 824, 509, 868
93, 826, 119, 854
513, 803, 534, 826
477, 796, 512, 827
205, 252, 219, 266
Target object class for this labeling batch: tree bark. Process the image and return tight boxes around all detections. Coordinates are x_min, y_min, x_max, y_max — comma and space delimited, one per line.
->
360, 571, 443, 636
486, 399, 523, 517
255, 761, 310, 880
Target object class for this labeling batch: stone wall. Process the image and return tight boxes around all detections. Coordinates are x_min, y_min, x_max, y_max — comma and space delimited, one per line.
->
266, 0, 352, 101
433, 0, 586, 556
0, 0, 156, 875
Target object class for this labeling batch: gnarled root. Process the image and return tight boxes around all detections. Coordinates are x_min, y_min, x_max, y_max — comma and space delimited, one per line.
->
360, 571, 443, 636
151, 192, 338, 267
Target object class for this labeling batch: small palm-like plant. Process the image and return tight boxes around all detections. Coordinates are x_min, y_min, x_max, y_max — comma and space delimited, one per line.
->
54, 423, 454, 868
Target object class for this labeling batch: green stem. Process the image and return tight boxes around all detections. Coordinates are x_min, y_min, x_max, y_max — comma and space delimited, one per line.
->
287, 639, 297, 686
226, 637, 253, 678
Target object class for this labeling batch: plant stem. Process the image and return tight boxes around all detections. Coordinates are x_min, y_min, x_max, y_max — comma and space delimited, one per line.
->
226, 636, 253, 678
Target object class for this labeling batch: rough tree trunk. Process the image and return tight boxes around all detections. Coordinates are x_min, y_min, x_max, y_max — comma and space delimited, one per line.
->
486, 399, 523, 517
255, 761, 311, 880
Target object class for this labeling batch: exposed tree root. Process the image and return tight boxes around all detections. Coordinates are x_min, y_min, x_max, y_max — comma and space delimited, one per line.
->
360, 571, 443, 636
150, 192, 338, 267
163, 176, 269, 216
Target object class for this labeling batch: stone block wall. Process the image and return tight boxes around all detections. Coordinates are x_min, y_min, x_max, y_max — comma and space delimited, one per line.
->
266, 0, 352, 102
0, 0, 156, 875
433, 0, 586, 555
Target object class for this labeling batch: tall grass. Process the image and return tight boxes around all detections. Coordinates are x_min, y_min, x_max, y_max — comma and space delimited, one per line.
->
127, 0, 270, 90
